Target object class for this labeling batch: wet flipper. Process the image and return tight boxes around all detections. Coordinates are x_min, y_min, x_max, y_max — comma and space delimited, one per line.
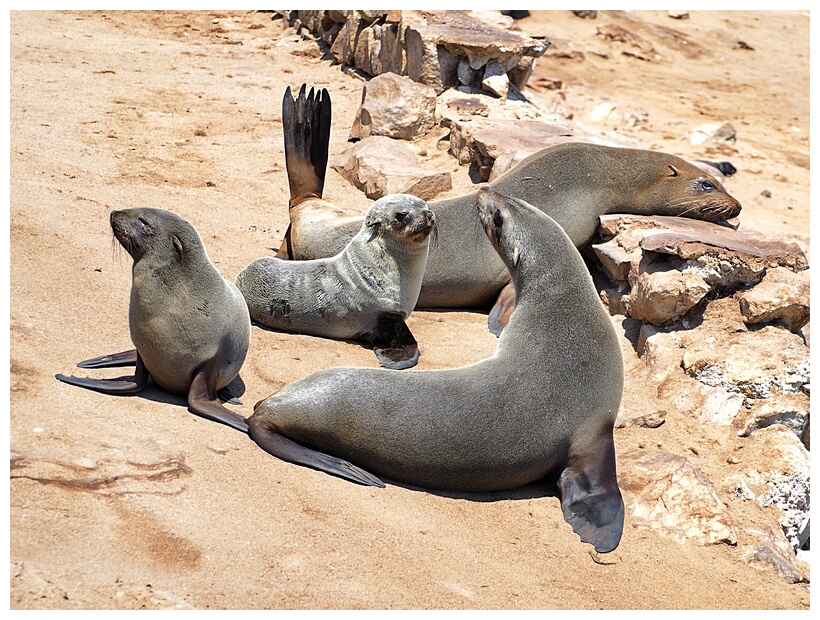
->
488, 282, 516, 337
56, 353, 149, 395
557, 426, 624, 553
76, 349, 138, 368
372, 312, 420, 370
248, 418, 385, 487
282, 83, 331, 206
188, 357, 249, 434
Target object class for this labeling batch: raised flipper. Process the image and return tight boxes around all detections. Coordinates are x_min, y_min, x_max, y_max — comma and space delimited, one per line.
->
371, 312, 420, 370
56, 352, 149, 394
556, 426, 624, 553
76, 349, 138, 368
488, 282, 516, 337
282, 83, 331, 206
188, 357, 249, 434
247, 417, 385, 487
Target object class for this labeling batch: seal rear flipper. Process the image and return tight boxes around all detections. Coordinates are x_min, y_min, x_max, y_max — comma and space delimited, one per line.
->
488, 282, 516, 337
56, 353, 149, 394
282, 84, 331, 206
248, 418, 385, 487
76, 348, 138, 368
556, 428, 624, 553
372, 312, 420, 370
188, 362, 250, 434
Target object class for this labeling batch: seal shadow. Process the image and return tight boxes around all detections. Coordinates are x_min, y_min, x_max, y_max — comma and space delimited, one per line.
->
380, 476, 559, 503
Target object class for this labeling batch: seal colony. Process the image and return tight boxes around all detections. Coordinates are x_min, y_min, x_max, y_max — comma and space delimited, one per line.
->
56, 208, 251, 432
276, 85, 742, 328
236, 193, 436, 370
248, 187, 626, 553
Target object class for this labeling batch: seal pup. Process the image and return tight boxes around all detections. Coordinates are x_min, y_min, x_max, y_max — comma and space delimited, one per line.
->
236, 193, 435, 370
56, 208, 251, 432
248, 187, 625, 553
276, 85, 742, 318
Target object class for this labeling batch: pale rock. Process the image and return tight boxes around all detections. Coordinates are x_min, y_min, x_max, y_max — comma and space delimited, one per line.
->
627, 268, 711, 324
636, 324, 684, 382
739, 425, 810, 552
689, 121, 737, 145
481, 58, 509, 98
487, 149, 536, 182
588, 102, 617, 122
349, 73, 438, 141
741, 526, 809, 583
681, 327, 809, 399
737, 267, 810, 333
329, 13, 361, 65
331, 136, 452, 201
733, 391, 809, 438
619, 449, 737, 546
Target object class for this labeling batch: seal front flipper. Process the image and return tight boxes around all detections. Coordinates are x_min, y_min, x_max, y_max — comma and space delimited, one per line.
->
557, 427, 624, 553
248, 418, 385, 487
488, 282, 516, 337
372, 312, 420, 370
188, 357, 250, 433
76, 348, 138, 368
56, 353, 149, 394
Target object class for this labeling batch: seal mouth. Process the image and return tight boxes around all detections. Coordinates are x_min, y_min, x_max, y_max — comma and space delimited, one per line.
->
402, 209, 437, 243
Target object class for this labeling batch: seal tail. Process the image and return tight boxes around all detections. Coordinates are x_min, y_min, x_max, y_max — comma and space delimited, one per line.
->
277, 84, 332, 259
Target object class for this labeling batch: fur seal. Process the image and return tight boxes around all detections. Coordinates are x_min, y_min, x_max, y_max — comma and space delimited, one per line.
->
276, 85, 742, 322
56, 208, 251, 432
248, 186, 626, 553
236, 193, 435, 370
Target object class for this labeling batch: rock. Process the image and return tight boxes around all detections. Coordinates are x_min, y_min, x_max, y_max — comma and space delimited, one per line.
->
614, 409, 667, 429
349, 73, 438, 141
689, 121, 737, 146
628, 268, 711, 324
636, 324, 684, 382
487, 149, 536, 182
740, 425, 811, 553
331, 135, 452, 200
619, 449, 738, 546
481, 58, 509, 98
399, 11, 549, 93
573, 11, 598, 19
596, 23, 660, 61
741, 526, 809, 583
733, 392, 810, 439
445, 96, 489, 117
737, 267, 810, 333
667, 11, 690, 19
444, 116, 574, 179
588, 101, 617, 122
681, 326, 809, 400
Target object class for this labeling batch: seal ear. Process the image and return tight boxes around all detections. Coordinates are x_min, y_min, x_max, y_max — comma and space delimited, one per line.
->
171, 235, 184, 256
667, 165, 679, 177
365, 215, 381, 243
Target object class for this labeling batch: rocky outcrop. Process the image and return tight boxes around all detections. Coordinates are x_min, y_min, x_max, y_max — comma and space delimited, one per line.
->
287, 10, 549, 95
349, 72, 438, 141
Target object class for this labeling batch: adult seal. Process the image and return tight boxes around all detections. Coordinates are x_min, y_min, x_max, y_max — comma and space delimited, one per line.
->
276, 85, 742, 326
56, 208, 251, 432
248, 187, 626, 553
236, 193, 435, 370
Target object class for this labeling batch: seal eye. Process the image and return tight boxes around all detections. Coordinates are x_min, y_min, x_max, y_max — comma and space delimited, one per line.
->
492, 210, 503, 230
700, 180, 716, 191
137, 217, 153, 234
394, 211, 410, 225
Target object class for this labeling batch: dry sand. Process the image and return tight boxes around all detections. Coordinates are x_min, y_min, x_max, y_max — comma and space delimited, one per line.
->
8, 10, 810, 610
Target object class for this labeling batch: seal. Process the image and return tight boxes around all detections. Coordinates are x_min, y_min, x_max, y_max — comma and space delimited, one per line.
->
247, 187, 626, 553
236, 193, 435, 370
55, 208, 252, 432
276, 85, 742, 327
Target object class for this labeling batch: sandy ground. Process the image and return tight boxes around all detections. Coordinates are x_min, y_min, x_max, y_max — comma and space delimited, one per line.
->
8, 10, 810, 610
